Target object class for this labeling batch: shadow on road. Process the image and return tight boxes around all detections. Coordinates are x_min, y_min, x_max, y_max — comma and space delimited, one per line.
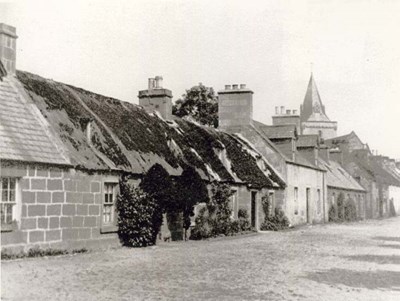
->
342, 255, 400, 265
372, 236, 400, 242
305, 269, 400, 290
379, 244, 400, 250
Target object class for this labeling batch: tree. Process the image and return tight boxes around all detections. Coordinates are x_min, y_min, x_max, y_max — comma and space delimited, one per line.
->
175, 166, 209, 239
117, 178, 157, 247
139, 164, 174, 242
172, 83, 218, 127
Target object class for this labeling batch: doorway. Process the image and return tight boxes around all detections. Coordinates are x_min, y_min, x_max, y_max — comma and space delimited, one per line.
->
251, 191, 257, 228
306, 188, 311, 223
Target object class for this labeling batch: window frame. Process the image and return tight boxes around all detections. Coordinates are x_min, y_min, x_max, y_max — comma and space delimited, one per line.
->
1, 177, 20, 232
100, 181, 119, 233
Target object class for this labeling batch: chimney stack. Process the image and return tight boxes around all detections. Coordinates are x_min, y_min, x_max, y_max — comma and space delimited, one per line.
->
0, 23, 17, 75
138, 75, 172, 120
218, 83, 253, 130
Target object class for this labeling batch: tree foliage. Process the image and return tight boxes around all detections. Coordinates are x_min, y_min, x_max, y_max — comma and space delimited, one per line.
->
190, 182, 246, 239
172, 83, 218, 128
139, 164, 174, 242
175, 166, 209, 238
117, 179, 158, 247
260, 193, 290, 231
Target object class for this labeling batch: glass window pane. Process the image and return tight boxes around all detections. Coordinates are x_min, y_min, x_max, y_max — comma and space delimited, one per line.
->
9, 190, 15, 202
2, 189, 8, 202
9, 178, 16, 189
2, 178, 8, 190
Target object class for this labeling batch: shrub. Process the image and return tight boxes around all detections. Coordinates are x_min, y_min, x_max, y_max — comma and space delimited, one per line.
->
344, 198, 357, 221
117, 179, 158, 247
175, 166, 209, 240
238, 208, 251, 231
328, 205, 338, 222
260, 194, 290, 231
337, 193, 345, 220
191, 182, 241, 239
389, 199, 397, 217
1, 247, 87, 260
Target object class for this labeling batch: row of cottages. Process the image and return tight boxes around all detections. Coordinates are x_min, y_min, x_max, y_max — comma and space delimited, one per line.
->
0, 24, 286, 252
217, 84, 328, 226
216, 81, 367, 225
325, 132, 400, 217
270, 72, 400, 220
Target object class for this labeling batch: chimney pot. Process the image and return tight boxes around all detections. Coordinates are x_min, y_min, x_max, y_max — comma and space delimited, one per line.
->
155, 76, 163, 89
280, 106, 285, 114
225, 85, 231, 90
148, 78, 155, 90
0, 23, 18, 75
286, 109, 291, 115
275, 106, 279, 115
232, 84, 239, 90
293, 109, 298, 115
240, 84, 246, 89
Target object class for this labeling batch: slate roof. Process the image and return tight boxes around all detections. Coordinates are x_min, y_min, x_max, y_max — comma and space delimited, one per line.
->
0, 60, 6, 80
0, 75, 70, 165
344, 151, 400, 187
14, 70, 285, 189
252, 121, 323, 170
300, 74, 332, 123
319, 158, 365, 192
296, 135, 319, 148
253, 122, 297, 139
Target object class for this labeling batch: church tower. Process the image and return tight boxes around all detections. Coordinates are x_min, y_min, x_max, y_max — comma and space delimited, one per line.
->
300, 74, 337, 139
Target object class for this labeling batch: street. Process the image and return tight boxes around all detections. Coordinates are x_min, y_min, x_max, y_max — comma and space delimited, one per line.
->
2, 217, 400, 301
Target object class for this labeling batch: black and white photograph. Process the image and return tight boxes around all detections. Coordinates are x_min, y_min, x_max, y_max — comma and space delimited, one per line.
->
1, 0, 400, 300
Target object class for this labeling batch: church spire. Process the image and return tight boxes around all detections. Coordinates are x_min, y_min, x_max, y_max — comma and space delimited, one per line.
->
300, 73, 328, 122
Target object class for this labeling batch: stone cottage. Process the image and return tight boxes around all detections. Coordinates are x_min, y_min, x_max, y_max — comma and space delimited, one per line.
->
0, 24, 286, 252
325, 132, 400, 218
218, 84, 327, 226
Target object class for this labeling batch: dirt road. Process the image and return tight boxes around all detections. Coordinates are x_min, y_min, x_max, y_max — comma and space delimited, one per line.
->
2, 217, 400, 300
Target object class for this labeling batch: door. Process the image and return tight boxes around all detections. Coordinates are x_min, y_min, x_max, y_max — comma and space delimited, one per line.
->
306, 188, 311, 223
251, 191, 257, 228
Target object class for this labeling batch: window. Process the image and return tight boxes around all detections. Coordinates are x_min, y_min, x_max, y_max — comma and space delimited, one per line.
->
103, 183, 117, 225
294, 187, 298, 215
317, 189, 321, 215
1, 177, 17, 226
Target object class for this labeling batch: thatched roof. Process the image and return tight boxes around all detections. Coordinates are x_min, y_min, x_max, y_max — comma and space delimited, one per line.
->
15, 70, 285, 189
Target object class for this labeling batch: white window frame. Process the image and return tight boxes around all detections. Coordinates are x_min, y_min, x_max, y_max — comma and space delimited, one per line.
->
102, 182, 118, 226
1, 177, 21, 231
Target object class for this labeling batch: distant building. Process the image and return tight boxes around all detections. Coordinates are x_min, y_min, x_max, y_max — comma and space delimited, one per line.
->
272, 74, 337, 140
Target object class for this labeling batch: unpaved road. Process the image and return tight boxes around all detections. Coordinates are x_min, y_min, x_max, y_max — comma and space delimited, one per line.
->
2, 217, 400, 300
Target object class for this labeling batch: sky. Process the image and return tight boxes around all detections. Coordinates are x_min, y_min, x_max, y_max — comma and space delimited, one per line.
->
1, 0, 400, 159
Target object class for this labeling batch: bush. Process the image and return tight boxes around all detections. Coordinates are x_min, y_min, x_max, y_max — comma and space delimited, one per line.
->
337, 193, 345, 220
1, 247, 87, 260
117, 179, 158, 247
389, 199, 397, 217
238, 208, 251, 232
260, 194, 290, 231
344, 199, 357, 221
191, 182, 249, 240
328, 205, 338, 222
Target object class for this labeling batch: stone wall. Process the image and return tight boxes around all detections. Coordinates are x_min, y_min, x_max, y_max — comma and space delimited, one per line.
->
1, 163, 122, 252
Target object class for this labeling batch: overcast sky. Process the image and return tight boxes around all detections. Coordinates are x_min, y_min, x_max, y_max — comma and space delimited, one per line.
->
1, 0, 399, 159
